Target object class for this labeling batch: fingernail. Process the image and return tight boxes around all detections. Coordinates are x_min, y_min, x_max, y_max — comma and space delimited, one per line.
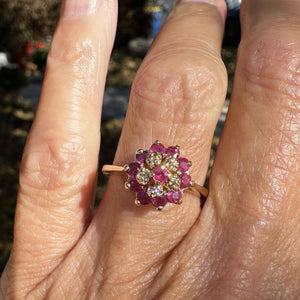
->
174, 0, 227, 19
61, 0, 100, 19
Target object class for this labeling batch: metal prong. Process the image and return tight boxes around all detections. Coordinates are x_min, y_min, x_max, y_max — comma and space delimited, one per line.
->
136, 149, 144, 155
190, 180, 195, 187
154, 140, 161, 144
123, 164, 130, 172
157, 206, 163, 211
189, 161, 192, 167
175, 145, 180, 150
125, 181, 131, 190
135, 199, 141, 206
178, 199, 183, 205
177, 170, 182, 176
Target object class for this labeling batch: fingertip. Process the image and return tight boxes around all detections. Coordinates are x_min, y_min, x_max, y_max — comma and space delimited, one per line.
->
60, 0, 118, 20
174, 0, 227, 21
61, 0, 99, 19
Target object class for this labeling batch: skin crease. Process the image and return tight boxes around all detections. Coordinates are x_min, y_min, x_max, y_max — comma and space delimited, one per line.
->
1, 0, 300, 299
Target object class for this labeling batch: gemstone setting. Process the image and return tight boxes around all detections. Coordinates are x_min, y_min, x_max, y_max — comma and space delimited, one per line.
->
154, 168, 169, 183
136, 167, 152, 185
147, 184, 164, 198
146, 152, 162, 169
125, 141, 192, 209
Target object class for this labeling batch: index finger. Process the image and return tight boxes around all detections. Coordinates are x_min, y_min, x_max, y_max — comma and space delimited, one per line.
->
13, 0, 118, 294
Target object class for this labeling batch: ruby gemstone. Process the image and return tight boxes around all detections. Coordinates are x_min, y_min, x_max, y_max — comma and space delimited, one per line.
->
136, 151, 149, 164
137, 190, 152, 205
127, 162, 140, 177
180, 173, 191, 189
165, 146, 180, 157
150, 142, 165, 154
151, 196, 168, 207
154, 168, 169, 183
178, 157, 190, 172
129, 178, 143, 192
167, 190, 182, 203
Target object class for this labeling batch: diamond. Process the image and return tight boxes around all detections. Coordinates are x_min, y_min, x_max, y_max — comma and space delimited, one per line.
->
146, 152, 162, 169
136, 167, 152, 185
147, 184, 164, 198
164, 156, 179, 172
167, 174, 181, 191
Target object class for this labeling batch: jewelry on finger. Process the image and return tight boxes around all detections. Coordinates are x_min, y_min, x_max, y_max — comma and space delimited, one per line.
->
102, 141, 208, 210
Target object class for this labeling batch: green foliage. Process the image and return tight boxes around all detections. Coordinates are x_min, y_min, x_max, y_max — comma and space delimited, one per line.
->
32, 47, 49, 73
0, 66, 28, 91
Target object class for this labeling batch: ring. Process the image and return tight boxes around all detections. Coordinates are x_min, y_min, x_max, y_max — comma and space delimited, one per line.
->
102, 141, 209, 210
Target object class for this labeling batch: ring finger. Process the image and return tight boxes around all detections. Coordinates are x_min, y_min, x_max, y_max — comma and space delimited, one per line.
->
88, 0, 228, 295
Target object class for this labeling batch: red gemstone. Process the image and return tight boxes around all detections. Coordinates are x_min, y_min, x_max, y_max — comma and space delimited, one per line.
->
167, 190, 182, 203
151, 196, 168, 207
154, 168, 169, 183
180, 173, 191, 189
178, 157, 190, 172
126, 162, 140, 178
137, 190, 152, 205
136, 151, 149, 164
165, 146, 180, 157
129, 178, 143, 192
150, 142, 165, 154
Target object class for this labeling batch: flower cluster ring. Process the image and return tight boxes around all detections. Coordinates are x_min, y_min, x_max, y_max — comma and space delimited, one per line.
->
102, 141, 208, 210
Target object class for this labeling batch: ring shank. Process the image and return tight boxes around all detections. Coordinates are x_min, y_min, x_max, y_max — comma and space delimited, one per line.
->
102, 165, 125, 175
102, 164, 209, 199
189, 182, 209, 199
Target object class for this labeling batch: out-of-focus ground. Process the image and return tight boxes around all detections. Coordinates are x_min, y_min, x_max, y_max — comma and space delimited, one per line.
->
0, 46, 237, 273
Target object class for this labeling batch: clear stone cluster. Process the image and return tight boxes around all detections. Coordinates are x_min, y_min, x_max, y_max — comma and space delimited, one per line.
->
125, 141, 192, 209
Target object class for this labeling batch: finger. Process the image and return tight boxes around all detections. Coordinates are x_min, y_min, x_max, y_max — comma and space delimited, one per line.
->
89, 0, 227, 293
206, 0, 300, 295
13, 0, 117, 291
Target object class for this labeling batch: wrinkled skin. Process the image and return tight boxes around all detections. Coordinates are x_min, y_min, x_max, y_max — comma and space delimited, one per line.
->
1, 0, 300, 299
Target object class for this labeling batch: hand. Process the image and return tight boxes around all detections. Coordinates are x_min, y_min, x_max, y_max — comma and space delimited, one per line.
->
1, 0, 300, 298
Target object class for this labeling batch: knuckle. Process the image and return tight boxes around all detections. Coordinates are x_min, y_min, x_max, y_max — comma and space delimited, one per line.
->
20, 131, 88, 196
47, 27, 98, 70
46, 35, 99, 104
240, 29, 300, 103
131, 47, 227, 125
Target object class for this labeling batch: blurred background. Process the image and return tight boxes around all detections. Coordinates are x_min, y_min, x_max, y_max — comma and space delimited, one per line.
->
0, 0, 240, 274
